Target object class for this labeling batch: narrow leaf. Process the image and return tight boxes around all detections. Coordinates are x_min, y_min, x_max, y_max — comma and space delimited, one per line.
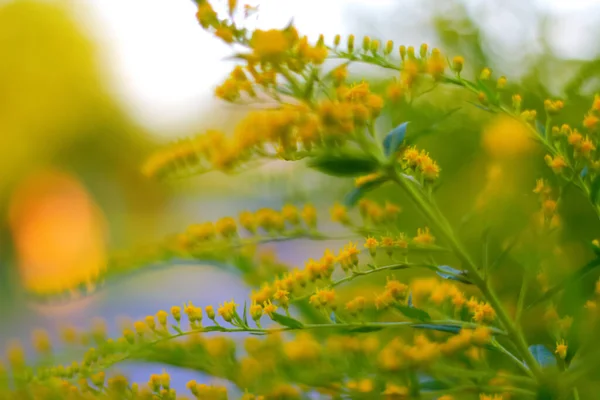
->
418, 374, 450, 391
270, 312, 304, 329
393, 304, 431, 322
243, 301, 249, 327
383, 122, 409, 158
411, 324, 462, 334
346, 326, 383, 333
202, 326, 227, 332
171, 325, 183, 334
308, 154, 379, 177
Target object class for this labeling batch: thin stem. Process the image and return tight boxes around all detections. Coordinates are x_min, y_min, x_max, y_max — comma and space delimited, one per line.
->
291, 262, 434, 302
388, 168, 545, 382
491, 338, 534, 378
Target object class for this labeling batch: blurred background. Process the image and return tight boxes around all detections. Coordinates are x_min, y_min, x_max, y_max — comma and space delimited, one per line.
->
2, 0, 600, 393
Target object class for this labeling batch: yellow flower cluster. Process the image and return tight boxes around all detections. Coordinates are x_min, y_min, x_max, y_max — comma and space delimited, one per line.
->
401, 145, 441, 181
378, 328, 491, 372
373, 277, 409, 309
357, 199, 402, 224
532, 179, 561, 230
250, 242, 361, 307
176, 204, 319, 248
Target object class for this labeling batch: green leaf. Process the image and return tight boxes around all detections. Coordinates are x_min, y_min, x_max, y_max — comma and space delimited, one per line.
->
308, 153, 379, 177
527, 256, 600, 310
344, 177, 388, 207
346, 326, 383, 333
591, 175, 600, 205
202, 326, 227, 332
270, 312, 304, 329
171, 325, 183, 334
412, 324, 462, 334
242, 301, 249, 327
528, 344, 557, 368
393, 304, 431, 322
418, 374, 450, 391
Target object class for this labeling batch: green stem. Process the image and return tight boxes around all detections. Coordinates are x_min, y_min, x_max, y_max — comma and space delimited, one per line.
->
491, 338, 534, 378
388, 168, 545, 383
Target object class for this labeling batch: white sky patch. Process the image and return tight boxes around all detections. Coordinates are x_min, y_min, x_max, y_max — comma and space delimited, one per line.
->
74, 0, 345, 137
71, 0, 600, 137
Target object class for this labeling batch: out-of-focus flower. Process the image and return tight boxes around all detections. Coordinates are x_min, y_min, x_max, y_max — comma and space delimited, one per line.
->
8, 170, 107, 295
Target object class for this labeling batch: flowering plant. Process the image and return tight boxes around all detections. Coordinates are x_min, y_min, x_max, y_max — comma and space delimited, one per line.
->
5, 1, 600, 399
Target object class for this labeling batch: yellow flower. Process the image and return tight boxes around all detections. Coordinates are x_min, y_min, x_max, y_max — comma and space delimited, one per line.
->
471, 327, 492, 346
473, 302, 496, 323
555, 340, 568, 359
482, 116, 534, 158
568, 130, 583, 147
250, 29, 292, 61
364, 236, 379, 249
386, 81, 404, 102
218, 300, 237, 322
583, 113, 599, 130
452, 56, 464, 73
281, 204, 300, 225
420, 158, 440, 181
580, 136, 596, 157
427, 48, 445, 80
413, 227, 435, 246
385, 278, 408, 300
345, 296, 366, 315
215, 216, 237, 238
311, 288, 336, 309
330, 202, 350, 224
263, 300, 278, 317
273, 289, 290, 308
544, 155, 568, 174
301, 204, 317, 228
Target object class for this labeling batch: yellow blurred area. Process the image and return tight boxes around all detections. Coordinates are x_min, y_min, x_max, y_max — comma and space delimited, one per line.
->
0, 0, 169, 298
482, 115, 536, 159
0, 0, 109, 185
8, 170, 107, 294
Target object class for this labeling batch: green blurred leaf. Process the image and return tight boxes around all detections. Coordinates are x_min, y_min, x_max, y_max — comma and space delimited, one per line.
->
308, 153, 379, 177
393, 304, 431, 322
346, 326, 383, 333
270, 312, 304, 329
411, 324, 462, 334
591, 175, 600, 205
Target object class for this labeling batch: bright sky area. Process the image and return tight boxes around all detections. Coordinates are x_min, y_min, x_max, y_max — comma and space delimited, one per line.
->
71, 0, 600, 137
